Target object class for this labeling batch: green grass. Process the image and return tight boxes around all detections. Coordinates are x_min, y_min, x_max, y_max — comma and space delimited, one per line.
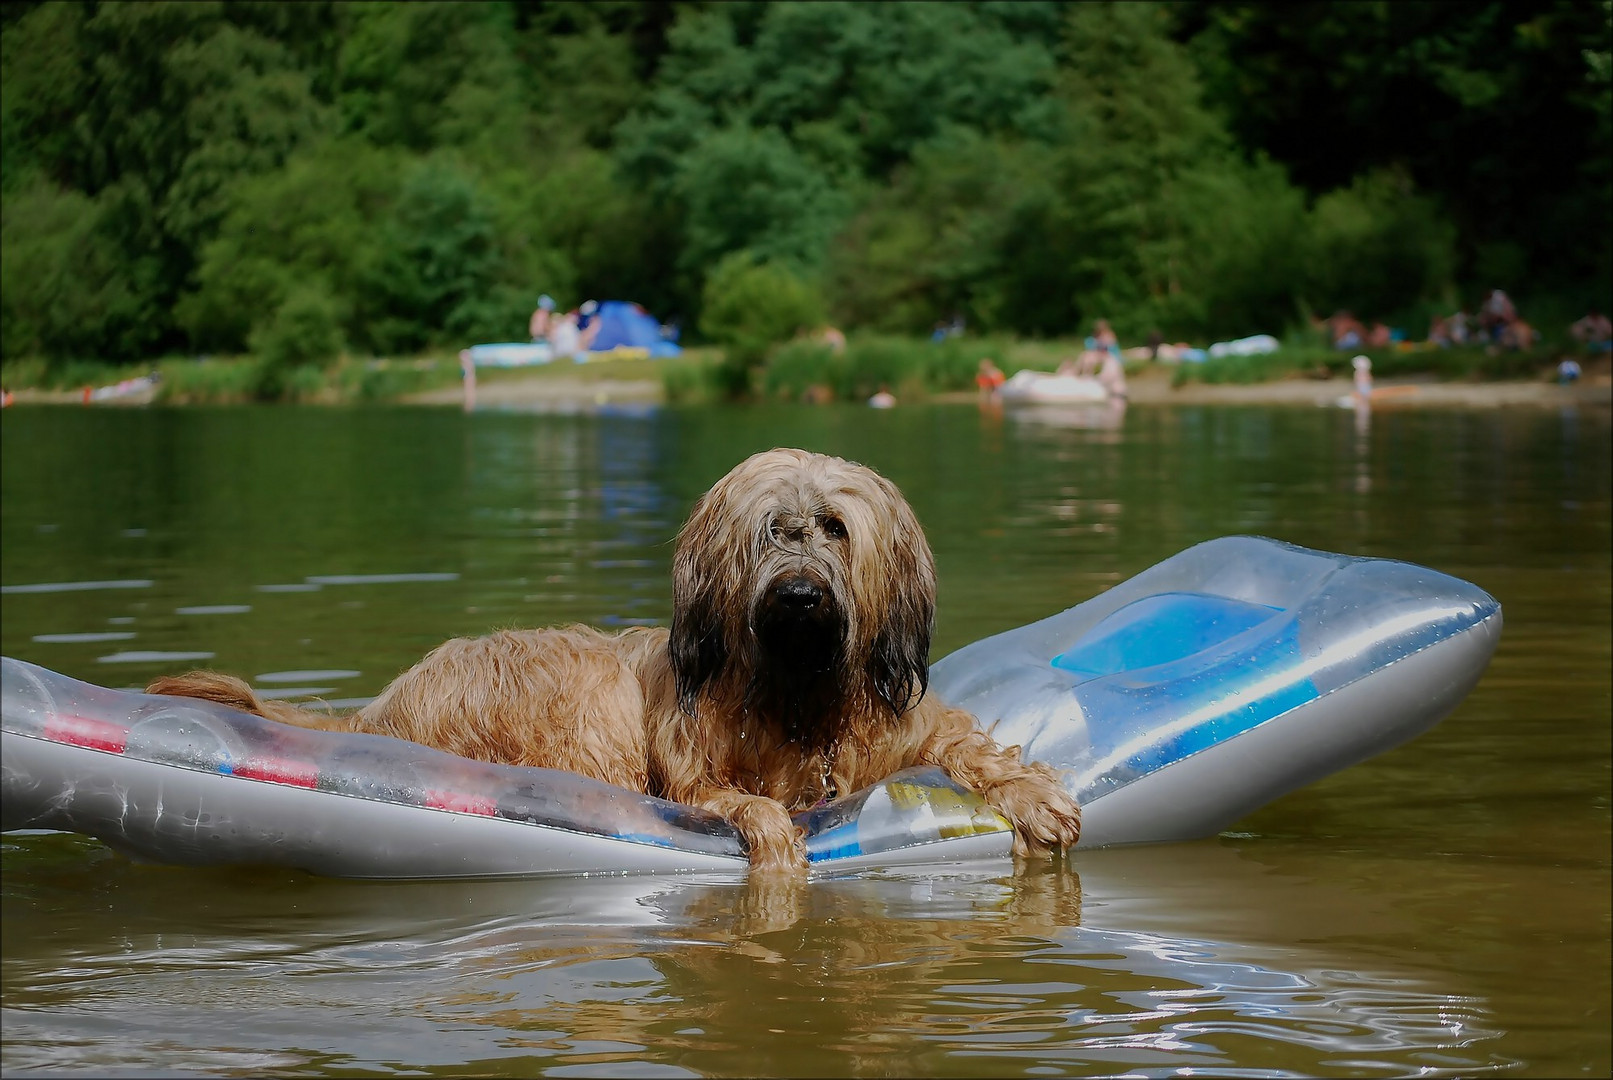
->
153, 353, 466, 404
2, 355, 142, 393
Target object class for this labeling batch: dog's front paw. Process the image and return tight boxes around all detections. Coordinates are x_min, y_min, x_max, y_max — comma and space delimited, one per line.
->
985, 769, 1081, 857
728, 796, 809, 873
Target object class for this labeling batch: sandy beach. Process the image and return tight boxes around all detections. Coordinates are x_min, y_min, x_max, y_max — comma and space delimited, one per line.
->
1118, 367, 1612, 410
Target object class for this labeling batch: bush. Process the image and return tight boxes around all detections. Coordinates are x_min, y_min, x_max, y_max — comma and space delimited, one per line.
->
698, 253, 825, 396
250, 286, 343, 368
658, 355, 726, 404
331, 356, 457, 403
924, 334, 1020, 391
247, 285, 345, 399
761, 339, 843, 400
760, 333, 1023, 402
154, 356, 263, 403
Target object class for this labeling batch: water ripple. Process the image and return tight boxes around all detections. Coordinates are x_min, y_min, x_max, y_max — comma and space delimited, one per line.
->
256, 670, 361, 683
304, 573, 459, 585
97, 650, 215, 664
32, 632, 137, 644
2, 579, 152, 594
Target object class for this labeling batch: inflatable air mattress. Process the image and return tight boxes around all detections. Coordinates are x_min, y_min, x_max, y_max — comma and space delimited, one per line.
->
1, 536, 1501, 877
462, 342, 555, 367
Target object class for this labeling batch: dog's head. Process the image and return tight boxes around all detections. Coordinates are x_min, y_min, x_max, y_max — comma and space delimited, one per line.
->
670, 448, 936, 741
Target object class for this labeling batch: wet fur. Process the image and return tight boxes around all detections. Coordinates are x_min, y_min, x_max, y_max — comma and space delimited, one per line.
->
147, 448, 1080, 870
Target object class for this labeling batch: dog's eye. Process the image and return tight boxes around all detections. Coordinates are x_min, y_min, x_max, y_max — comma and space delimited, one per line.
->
820, 516, 848, 541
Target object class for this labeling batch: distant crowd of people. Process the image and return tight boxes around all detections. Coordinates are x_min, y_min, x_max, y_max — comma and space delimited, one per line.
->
898, 291, 1610, 413
1425, 289, 1539, 351
1323, 289, 1612, 358
1319, 310, 1397, 351
1568, 310, 1612, 350
800, 291, 1612, 412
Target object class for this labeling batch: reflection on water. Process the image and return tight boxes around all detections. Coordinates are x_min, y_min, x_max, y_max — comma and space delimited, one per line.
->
1, 401, 1608, 1076
0, 835, 1518, 1077
0, 578, 154, 594
1005, 396, 1129, 436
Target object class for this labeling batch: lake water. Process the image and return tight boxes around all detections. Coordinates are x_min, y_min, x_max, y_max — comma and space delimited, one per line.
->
2, 399, 1608, 1078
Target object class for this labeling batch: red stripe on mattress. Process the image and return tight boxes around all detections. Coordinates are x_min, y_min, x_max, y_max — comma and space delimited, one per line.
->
424, 790, 498, 816
44, 715, 129, 753
232, 758, 319, 788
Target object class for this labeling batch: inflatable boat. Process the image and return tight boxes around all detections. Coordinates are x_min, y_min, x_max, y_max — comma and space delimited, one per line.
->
998, 370, 1111, 404
1, 537, 1501, 878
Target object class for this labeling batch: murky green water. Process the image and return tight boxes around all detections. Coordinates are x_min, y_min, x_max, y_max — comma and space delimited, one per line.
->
2, 399, 1608, 1077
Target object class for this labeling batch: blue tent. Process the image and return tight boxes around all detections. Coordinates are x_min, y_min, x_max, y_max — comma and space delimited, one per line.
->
588, 301, 681, 358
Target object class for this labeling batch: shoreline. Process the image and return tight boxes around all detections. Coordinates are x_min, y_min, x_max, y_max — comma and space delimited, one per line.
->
6, 366, 1609, 411
413, 365, 1611, 411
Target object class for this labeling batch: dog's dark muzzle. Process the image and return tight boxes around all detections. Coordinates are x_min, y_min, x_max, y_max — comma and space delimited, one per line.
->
770, 576, 825, 614
750, 572, 849, 739
757, 573, 842, 652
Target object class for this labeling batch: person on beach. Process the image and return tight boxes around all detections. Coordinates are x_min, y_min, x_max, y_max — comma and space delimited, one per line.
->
1098, 350, 1128, 399
1480, 289, 1516, 342
1569, 310, 1611, 351
1087, 319, 1120, 358
529, 295, 556, 343
1352, 355, 1373, 403
976, 358, 1006, 400
1326, 311, 1366, 350
458, 349, 477, 411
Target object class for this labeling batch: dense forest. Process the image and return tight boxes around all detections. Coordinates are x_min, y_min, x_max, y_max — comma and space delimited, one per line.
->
2, 0, 1608, 370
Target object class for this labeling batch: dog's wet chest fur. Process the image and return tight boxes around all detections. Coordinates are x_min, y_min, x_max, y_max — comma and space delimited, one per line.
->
714, 710, 856, 806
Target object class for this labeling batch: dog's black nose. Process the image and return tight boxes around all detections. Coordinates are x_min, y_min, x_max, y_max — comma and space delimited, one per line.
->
772, 577, 824, 612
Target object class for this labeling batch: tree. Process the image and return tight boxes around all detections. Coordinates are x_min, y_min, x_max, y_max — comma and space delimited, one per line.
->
1, 1, 332, 359
177, 139, 400, 354
363, 156, 516, 352
614, 1, 1063, 299
1179, 0, 1612, 305
827, 132, 1061, 334
673, 125, 851, 272
0, 181, 154, 361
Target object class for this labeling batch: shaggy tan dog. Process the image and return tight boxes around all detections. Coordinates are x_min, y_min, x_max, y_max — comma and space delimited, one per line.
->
148, 448, 1080, 870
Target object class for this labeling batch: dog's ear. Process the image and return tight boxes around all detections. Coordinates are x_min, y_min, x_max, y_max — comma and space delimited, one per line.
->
670, 497, 728, 715
865, 490, 937, 717
670, 592, 726, 715
868, 619, 930, 717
